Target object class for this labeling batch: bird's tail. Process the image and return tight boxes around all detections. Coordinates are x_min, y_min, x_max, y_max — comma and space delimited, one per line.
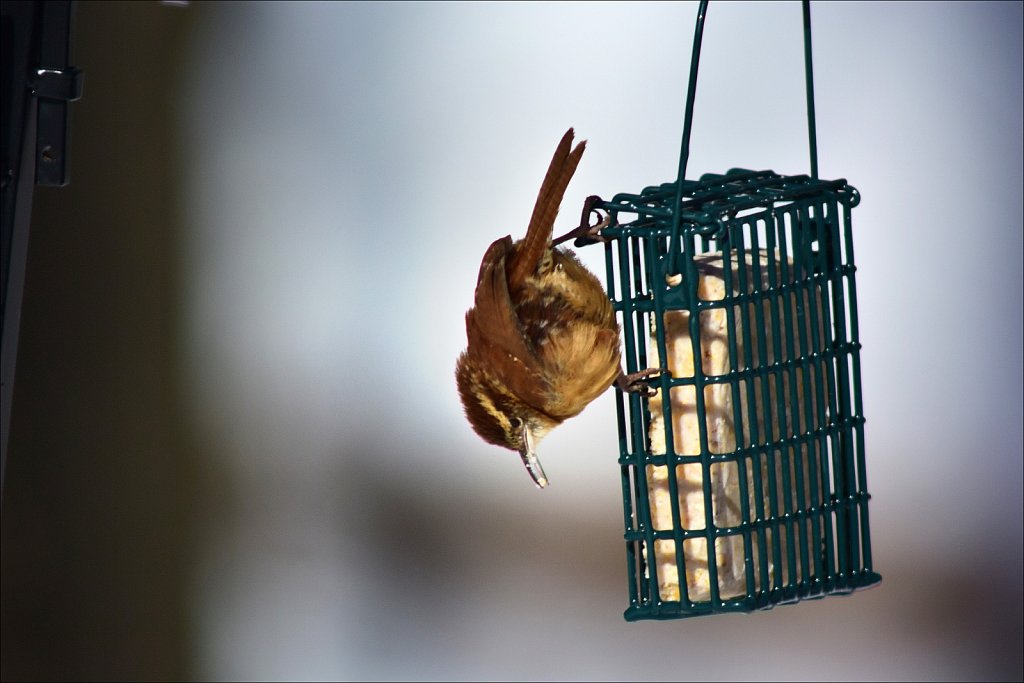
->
507, 128, 586, 289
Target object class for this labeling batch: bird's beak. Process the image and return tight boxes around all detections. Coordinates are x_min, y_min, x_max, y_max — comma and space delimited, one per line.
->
519, 424, 549, 489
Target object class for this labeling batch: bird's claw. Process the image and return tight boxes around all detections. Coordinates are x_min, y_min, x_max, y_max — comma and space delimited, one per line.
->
616, 367, 666, 397
573, 212, 611, 248
552, 195, 610, 247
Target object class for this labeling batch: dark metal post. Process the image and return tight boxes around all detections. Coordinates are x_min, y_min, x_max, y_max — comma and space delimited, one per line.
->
0, 0, 82, 492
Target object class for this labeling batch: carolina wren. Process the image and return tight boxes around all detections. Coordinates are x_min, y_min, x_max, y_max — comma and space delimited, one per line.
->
455, 128, 658, 489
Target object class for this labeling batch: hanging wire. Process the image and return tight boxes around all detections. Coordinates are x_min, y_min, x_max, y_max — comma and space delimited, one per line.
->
802, 0, 819, 179
673, 0, 708, 191
673, 0, 821, 188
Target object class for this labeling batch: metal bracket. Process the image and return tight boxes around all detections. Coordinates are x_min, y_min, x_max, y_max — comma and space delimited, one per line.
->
32, 1, 83, 187
30, 67, 85, 102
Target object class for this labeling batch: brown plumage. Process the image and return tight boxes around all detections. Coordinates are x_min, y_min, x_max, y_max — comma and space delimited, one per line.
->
455, 128, 622, 488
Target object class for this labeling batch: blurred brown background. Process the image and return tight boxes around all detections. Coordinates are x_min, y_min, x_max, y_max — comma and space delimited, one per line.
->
2, 2, 195, 679
2, 2, 1022, 681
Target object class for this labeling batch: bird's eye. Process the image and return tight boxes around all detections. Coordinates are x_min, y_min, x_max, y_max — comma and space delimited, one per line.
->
509, 417, 522, 429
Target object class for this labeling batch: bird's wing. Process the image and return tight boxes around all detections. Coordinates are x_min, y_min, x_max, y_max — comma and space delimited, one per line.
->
466, 236, 550, 407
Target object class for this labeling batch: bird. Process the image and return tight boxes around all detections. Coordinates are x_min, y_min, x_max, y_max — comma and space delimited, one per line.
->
455, 128, 659, 489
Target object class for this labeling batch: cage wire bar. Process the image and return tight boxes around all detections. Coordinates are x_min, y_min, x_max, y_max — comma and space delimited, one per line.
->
600, 0, 880, 621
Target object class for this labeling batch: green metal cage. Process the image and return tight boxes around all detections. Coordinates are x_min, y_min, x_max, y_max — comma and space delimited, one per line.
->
599, 1, 881, 621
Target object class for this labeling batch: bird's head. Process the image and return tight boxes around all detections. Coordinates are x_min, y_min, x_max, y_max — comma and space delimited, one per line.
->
455, 355, 559, 488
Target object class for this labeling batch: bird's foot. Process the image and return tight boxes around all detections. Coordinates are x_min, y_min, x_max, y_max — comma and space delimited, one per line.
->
551, 195, 610, 247
615, 367, 666, 397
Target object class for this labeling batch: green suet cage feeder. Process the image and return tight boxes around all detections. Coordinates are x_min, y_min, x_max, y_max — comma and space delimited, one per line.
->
599, 1, 881, 621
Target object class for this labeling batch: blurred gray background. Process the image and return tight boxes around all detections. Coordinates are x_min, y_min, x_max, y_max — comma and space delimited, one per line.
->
2, 1, 1021, 681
